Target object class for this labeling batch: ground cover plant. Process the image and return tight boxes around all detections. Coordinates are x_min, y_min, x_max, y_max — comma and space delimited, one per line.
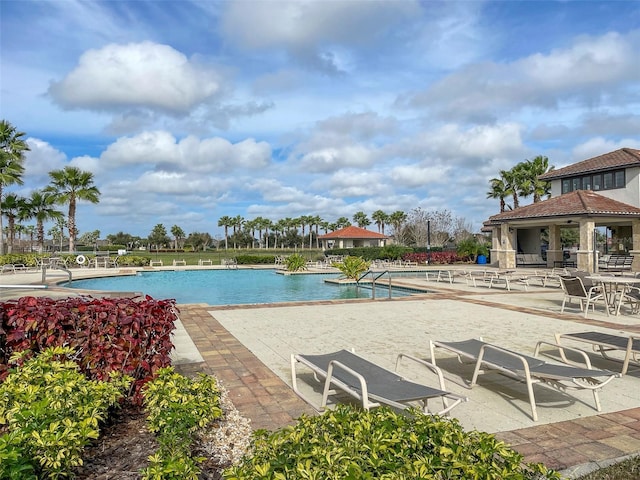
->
224, 405, 561, 480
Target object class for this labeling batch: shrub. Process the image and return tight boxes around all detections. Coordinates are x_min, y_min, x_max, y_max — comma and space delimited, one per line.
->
332, 255, 370, 280
0, 347, 131, 479
457, 238, 490, 262
284, 253, 308, 272
235, 254, 276, 265
0, 296, 178, 403
402, 251, 462, 264
224, 405, 560, 479
141, 367, 223, 480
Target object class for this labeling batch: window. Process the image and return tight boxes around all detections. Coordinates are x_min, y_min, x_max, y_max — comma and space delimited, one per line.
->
603, 172, 613, 189
592, 174, 602, 191
560, 169, 625, 194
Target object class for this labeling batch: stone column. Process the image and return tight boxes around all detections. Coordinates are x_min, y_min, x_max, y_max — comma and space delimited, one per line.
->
630, 219, 640, 272
577, 219, 595, 272
547, 224, 562, 268
500, 224, 516, 269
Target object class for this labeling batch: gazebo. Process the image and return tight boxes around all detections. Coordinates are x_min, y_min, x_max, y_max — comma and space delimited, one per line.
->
485, 190, 640, 272
318, 226, 388, 250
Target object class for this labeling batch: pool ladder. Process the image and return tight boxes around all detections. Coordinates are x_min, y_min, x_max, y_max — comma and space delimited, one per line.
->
41, 265, 73, 286
356, 270, 392, 300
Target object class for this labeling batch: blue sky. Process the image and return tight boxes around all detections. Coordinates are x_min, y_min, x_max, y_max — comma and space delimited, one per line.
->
2, 0, 640, 239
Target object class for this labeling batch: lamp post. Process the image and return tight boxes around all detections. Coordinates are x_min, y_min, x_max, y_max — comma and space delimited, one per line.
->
427, 220, 431, 264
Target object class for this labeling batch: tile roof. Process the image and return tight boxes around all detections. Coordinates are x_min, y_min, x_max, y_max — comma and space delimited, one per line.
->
539, 148, 640, 180
487, 190, 640, 223
318, 225, 388, 239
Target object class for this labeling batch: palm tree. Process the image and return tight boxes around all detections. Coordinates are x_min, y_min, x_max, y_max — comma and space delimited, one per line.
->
371, 210, 388, 234
274, 219, 287, 249
217, 215, 233, 250
0, 120, 29, 254
21, 190, 63, 252
45, 166, 100, 253
244, 218, 257, 248
310, 215, 322, 248
352, 211, 370, 228
389, 211, 407, 239
336, 217, 351, 229
487, 177, 510, 213
170, 225, 185, 250
265, 219, 273, 249
1, 193, 24, 253
231, 215, 244, 249
520, 156, 553, 202
499, 168, 521, 210
23, 224, 36, 252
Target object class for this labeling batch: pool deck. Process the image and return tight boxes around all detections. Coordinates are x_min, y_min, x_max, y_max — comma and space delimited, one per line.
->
3, 265, 640, 477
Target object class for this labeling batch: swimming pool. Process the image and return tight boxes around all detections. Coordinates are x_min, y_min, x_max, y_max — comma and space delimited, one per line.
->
69, 270, 415, 305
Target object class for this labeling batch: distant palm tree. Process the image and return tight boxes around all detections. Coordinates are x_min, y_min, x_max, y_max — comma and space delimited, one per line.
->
232, 215, 244, 249
487, 177, 510, 213
1, 193, 24, 253
170, 225, 185, 250
352, 211, 370, 228
45, 166, 100, 253
217, 215, 233, 250
0, 120, 29, 254
371, 210, 389, 234
21, 190, 63, 252
389, 211, 407, 243
519, 156, 553, 202
499, 168, 521, 210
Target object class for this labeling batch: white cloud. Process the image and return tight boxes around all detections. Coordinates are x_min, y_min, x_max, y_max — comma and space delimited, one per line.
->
389, 165, 450, 188
100, 131, 272, 173
220, 0, 420, 72
24, 138, 68, 176
405, 31, 640, 121
298, 145, 374, 173
49, 42, 222, 114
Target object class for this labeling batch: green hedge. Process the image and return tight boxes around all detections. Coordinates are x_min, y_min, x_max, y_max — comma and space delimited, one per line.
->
234, 255, 276, 265
224, 405, 560, 479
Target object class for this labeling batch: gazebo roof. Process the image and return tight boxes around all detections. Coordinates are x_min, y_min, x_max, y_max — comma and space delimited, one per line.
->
318, 226, 388, 239
539, 148, 640, 180
487, 190, 640, 224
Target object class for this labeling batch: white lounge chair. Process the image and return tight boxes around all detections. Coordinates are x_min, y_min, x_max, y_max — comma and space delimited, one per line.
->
429, 338, 619, 421
556, 331, 640, 376
291, 349, 466, 415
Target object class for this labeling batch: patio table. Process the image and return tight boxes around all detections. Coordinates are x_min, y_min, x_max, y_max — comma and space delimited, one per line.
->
587, 275, 640, 315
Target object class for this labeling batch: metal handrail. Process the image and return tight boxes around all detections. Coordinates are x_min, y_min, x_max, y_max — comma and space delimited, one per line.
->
356, 270, 392, 300
41, 265, 73, 286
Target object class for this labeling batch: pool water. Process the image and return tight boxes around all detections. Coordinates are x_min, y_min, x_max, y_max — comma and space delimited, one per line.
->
69, 270, 413, 305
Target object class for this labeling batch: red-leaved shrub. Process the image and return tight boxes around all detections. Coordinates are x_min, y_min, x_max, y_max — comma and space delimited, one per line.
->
402, 251, 462, 264
0, 295, 178, 403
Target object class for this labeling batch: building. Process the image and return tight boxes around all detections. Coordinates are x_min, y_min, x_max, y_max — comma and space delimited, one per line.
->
485, 148, 640, 272
317, 226, 388, 250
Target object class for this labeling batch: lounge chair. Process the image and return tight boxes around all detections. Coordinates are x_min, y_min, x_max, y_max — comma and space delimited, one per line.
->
290, 349, 466, 415
559, 275, 609, 317
429, 338, 618, 421
556, 331, 640, 375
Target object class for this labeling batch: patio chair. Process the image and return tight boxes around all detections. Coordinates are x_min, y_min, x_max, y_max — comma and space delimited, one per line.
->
429, 338, 619, 421
290, 349, 466, 415
559, 276, 609, 317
